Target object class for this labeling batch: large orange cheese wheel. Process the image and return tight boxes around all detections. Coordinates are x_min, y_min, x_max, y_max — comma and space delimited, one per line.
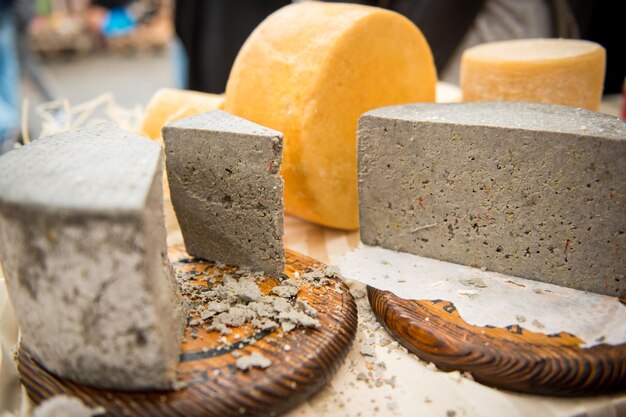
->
141, 88, 224, 140
224, 2, 436, 230
461, 39, 605, 111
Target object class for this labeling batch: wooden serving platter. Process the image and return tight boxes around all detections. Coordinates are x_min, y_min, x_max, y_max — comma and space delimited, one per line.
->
17, 246, 358, 417
368, 286, 626, 396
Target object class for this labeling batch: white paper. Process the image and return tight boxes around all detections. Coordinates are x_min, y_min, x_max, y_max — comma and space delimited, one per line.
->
334, 245, 626, 347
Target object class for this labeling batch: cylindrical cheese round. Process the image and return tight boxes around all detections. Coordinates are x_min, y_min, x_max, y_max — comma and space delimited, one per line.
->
460, 38, 605, 111
224, 2, 436, 230
140, 88, 224, 140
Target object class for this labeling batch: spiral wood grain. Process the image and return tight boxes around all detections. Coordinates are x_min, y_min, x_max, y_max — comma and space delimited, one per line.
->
17, 246, 358, 417
368, 286, 626, 396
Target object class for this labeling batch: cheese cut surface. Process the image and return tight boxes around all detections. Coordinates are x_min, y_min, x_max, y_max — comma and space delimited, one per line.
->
0, 123, 185, 390
163, 111, 285, 277
358, 102, 626, 297
141, 88, 224, 140
460, 38, 605, 111
224, 2, 436, 230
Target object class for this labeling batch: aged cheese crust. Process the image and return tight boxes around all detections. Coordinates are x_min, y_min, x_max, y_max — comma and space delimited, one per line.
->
358, 102, 625, 297
0, 123, 185, 390
163, 110, 285, 277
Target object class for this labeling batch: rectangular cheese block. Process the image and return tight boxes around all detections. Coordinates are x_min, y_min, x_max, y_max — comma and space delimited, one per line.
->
0, 122, 185, 390
163, 110, 285, 277
358, 102, 626, 297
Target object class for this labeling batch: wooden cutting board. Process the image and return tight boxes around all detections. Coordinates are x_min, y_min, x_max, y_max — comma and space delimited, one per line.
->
17, 246, 358, 417
368, 286, 626, 396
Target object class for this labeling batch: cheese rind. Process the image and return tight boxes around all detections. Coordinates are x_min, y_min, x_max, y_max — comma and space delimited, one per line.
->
0, 123, 185, 390
141, 88, 224, 140
358, 102, 626, 297
224, 2, 436, 230
460, 38, 605, 111
163, 110, 285, 277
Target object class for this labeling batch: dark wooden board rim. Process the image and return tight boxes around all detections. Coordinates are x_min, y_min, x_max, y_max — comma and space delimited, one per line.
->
17, 247, 358, 417
367, 286, 626, 397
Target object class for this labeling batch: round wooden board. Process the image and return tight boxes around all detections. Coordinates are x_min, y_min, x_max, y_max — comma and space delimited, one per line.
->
367, 286, 626, 396
17, 246, 358, 417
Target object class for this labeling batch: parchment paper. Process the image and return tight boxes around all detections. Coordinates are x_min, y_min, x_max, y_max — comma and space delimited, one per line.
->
335, 245, 626, 348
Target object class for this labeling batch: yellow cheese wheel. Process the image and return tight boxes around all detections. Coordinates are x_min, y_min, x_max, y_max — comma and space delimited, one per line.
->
460, 38, 605, 111
224, 2, 436, 230
140, 88, 224, 139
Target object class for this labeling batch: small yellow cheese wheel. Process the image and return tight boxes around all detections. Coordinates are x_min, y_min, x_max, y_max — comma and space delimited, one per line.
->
460, 38, 605, 111
224, 2, 436, 230
141, 88, 224, 139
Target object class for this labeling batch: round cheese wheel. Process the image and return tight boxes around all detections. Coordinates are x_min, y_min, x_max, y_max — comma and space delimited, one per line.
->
224, 2, 436, 230
460, 38, 605, 111
141, 88, 224, 140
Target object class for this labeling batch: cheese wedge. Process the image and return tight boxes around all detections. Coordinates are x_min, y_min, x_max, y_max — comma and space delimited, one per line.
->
141, 88, 225, 236
163, 110, 285, 277
461, 38, 605, 111
224, 2, 436, 230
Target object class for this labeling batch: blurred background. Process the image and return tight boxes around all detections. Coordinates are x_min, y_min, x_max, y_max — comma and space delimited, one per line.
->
3, 0, 176, 144
0, 0, 623, 150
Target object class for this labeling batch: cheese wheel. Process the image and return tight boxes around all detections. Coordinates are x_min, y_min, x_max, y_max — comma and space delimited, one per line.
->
140, 88, 224, 139
460, 38, 605, 111
224, 2, 436, 230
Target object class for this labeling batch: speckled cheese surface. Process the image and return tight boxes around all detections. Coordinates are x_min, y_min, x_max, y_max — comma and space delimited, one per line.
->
163, 110, 285, 277
0, 122, 185, 390
358, 102, 626, 296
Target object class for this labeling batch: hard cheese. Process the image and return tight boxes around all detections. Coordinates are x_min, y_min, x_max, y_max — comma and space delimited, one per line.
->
0, 123, 185, 389
141, 88, 224, 140
461, 38, 605, 111
163, 110, 285, 277
224, 2, 436, 230
358, 102, 625, 297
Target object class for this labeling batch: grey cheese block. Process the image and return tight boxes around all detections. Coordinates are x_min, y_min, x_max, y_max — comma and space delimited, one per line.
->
163, 110, 285, 277
0, 122, 186, 390
358, 102, 626, 297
